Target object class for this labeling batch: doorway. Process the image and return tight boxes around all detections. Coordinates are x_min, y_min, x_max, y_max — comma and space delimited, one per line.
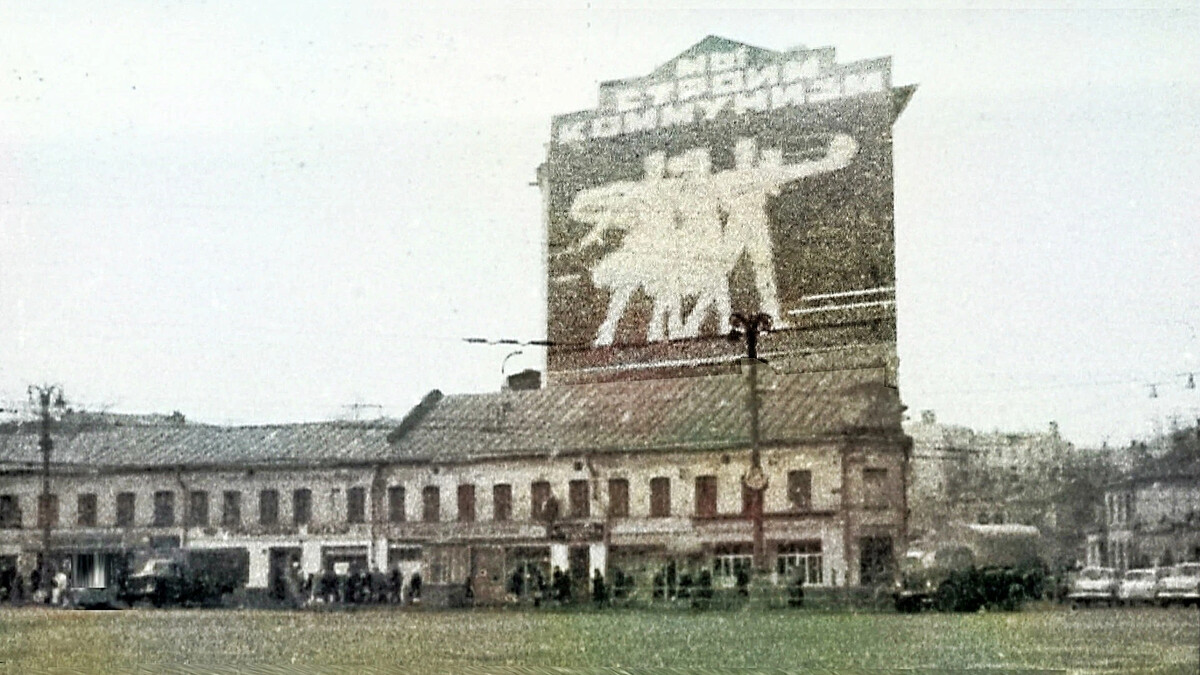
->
268, 547, 301, 600
859, 536, 895, 587
569, 546, 589, 600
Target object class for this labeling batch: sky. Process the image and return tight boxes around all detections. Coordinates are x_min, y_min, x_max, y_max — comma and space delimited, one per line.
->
1, 1, 1198, 447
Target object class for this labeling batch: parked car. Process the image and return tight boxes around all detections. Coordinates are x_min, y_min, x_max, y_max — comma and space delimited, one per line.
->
1116, 568, 1165, 606
1067, 566, 1118, 607
122, 558, 185, 607
1157, 563, 1200, 606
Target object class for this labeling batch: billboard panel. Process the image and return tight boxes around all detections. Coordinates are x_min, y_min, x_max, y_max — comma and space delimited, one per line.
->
543, 37, 911, 379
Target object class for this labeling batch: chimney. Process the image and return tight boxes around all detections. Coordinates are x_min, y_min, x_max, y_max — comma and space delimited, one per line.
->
504, 369, 542, 391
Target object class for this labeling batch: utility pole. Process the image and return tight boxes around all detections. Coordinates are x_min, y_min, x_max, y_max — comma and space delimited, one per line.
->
730, 313, 771, 572
28, 384, 64, 593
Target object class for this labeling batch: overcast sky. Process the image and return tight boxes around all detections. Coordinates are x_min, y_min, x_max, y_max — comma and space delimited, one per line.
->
2, 1, 1197, 447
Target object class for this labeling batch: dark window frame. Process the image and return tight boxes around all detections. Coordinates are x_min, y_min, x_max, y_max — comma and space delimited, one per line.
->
152, 491, 175, 527
492, 484, 512, 522
347, 486, 366, 524
568, 479, 590, 519
37, 493, 60, 529
695, 475, 717, 517
292, 488, 312, 526
77, 493, 98, 527
259, 489, 279, 526
531, 481, 553, 521
649, 477, 671, 518
0, 495, 20, 529
187, 490, 209, 527
222, 491, 241, 528
116, 492, 135, 528
787, 470, 813, 511
388, 485, 406, 523
422, 486, 440, 523
607, 478, 629, 519
457, 484, 476, 523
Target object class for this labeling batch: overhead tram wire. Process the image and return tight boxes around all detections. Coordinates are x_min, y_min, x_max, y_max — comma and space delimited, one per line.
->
468, 328, 1200, 403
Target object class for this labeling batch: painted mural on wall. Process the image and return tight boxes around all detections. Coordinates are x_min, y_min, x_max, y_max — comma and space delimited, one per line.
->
543, 36, 911, 370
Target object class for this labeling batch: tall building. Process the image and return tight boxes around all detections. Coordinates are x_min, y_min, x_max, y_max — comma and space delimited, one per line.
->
541, 35, 914, 386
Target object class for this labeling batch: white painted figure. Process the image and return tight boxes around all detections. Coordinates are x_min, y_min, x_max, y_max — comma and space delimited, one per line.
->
571, 133, 858, 347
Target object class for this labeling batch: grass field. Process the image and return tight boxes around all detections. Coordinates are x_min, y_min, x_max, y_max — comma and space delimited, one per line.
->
0, 606, 1196, 674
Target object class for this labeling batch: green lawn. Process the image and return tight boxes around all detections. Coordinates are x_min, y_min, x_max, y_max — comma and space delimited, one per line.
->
0, 606, 1196, 674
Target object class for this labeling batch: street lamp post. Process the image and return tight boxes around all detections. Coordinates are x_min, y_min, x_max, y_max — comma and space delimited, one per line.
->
28, 384, 64, 594
730, 313, 771, 573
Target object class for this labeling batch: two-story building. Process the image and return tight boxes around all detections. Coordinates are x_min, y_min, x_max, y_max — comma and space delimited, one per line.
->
0, 366, 907, 603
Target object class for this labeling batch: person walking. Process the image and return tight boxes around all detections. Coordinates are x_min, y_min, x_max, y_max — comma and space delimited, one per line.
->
29, 567, 43, 604
592, 569, 608, 607
388, 567, 403, 604
409, 571, 422, 604
52, 563, 69, 607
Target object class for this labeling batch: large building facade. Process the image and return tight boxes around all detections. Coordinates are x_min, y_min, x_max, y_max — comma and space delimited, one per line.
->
1, 36, 914, 602
1, 369, 907, 601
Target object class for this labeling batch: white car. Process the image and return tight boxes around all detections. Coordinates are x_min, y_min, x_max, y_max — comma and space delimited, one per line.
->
1067, 567, 1118, 607
1157, 563, 1200, 606
1116, 568, 1164, 605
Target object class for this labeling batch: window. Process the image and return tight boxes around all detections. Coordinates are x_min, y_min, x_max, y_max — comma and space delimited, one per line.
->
492, 484, 512, 522
712, 546, 753, 582
422, 486, 440, 523
188, 491, 208, 527
568, 480, 590, 519
531, 481, 555, 522
695, 475, 717, 517
77, 493, 98, 527
607, 479, 629, 518
649, 477, 671, 518
0, 495, 20, 529
259, 489, 279, 526
347, 487, 366, 524
222, 491, 241, 528
388, 486, 406, 523
293, 488, 311, 526
787, 470, 812, 511
116, 492, 135, 527
425, 545, 469, 585
859, 535, 895, 586
863, 468, 888, 509
457, 484, 476, 523
741, 481, 761, 516
776, 541, 823, 585
37, 494, 59, 528
152, 491, 174, 527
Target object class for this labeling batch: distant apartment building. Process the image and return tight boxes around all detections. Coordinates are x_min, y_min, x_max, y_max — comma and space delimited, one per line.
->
1087, 425, 1200, 570
904, 411, 1106, 567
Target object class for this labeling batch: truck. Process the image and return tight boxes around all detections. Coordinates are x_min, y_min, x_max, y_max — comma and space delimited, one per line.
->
894, 523, 1046, 613
120, 550, 244, 607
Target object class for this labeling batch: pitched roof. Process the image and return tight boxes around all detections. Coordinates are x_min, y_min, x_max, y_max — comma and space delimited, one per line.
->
386, 368, 904, 463
0, 422, 396, 470
0, 370, 904, 470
